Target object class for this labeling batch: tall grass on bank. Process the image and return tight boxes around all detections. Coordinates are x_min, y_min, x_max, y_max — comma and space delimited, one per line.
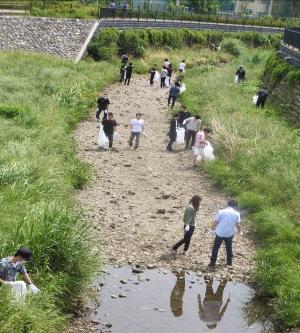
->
181, 49, 300, 326
0, 51, 118, 332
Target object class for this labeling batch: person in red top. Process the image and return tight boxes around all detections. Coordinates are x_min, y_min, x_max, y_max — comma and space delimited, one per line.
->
192, 128, 211, 166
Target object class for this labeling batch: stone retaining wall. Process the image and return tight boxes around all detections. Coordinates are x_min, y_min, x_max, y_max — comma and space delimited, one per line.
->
0, 16, 98, 61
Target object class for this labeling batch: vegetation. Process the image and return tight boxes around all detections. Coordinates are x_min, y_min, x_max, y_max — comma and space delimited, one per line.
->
0, 51, 117, 332
180, 48, 300, 327
88, 28, 282, 61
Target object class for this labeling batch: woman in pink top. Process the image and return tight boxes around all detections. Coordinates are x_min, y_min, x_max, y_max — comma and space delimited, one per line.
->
193, 128, 211, 166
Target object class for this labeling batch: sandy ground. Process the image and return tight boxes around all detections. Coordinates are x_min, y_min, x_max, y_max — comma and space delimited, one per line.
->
74, 75, 255, 284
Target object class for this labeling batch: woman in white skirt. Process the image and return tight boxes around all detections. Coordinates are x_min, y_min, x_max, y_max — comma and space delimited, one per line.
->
193, 128, 211, 166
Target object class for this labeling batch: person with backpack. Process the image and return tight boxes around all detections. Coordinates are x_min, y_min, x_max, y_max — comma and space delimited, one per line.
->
172, 195, 202, 255
125, 62, 134, 86
168, 82, 181, 108
256, 87, 269, 108
102, 112, 117, 149
96, 96, 110, 121
166, 113, 179, 152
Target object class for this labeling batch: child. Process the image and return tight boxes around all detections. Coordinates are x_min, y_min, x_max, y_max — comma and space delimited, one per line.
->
193, 128, 211, 166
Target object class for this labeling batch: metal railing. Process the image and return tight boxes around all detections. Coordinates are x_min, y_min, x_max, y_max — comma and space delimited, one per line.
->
283, 28, 300, 50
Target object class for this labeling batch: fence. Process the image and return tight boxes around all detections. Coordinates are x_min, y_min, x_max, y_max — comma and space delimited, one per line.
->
283, 28, 300, 50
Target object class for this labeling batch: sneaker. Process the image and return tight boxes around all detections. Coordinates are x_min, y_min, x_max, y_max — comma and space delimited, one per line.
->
182, 251, 188, 256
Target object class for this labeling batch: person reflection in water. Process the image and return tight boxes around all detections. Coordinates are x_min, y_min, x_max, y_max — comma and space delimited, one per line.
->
170, 270, 185, 317
198, 280, 230, 329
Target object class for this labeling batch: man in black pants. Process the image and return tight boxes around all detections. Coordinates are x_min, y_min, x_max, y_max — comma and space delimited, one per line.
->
209, 200, 241, 268
124, 62, 133, 86
236, 65, 246, 83
185, 115, 201, 149
168, 83, 181, 108
96, 96, 110, 121
102, 112, 117, 149
166, 113, 179, 152
256, 87, 268, 108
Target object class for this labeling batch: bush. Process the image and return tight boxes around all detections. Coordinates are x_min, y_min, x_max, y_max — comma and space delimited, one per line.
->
221, 39, 241, 56
118, 30, 146, 57
0, 105, 26, 119
87, 43, 117, 61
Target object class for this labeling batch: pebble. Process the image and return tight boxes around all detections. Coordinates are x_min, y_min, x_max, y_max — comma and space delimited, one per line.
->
156, 209, 166, 214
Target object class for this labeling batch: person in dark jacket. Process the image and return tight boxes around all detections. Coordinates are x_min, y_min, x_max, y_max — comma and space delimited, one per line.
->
102, 112, 117, 149
149, 67, 156, 85
178, 105, 191, 128
96, 96, 110, 120
124, 62, 133, 85
166, 113, 179, 152
236, 65, 246, 83
168, 82, 181, 108
167, 63, 173, 86
256, 87, 268, 108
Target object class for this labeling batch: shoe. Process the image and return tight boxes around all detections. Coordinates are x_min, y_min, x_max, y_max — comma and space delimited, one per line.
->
227, 264, 233, 270
182, 251, 188, 256
208, 263, 216, 269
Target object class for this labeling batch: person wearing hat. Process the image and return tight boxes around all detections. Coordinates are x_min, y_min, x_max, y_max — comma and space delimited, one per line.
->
128, 112, 144, 150
0, 246, 39, 295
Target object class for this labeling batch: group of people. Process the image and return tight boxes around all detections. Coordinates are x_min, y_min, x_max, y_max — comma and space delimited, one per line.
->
235, 65, 269, 108
172, 196, 241, 269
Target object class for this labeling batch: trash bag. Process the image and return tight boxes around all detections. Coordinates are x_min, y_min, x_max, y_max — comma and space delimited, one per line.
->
154, 71, 160, 81
180, 83, 186, 94
203, 141, 215, 160
176, 127, 185, 145
165, 80, 170, 88
6, 281, 27, 300
253, 95, 258, 105
98, 124, 109, 149
234, 75, 239, 84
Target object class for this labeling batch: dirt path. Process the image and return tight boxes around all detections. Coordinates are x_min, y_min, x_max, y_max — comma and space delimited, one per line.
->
75, 76, 255, 282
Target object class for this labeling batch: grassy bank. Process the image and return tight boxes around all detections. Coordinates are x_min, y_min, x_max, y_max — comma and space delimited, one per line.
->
0, 51, 117, 332
181, 48, 300, 326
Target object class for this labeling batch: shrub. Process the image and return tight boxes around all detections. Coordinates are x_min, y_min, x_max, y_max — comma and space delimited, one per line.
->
221, 39, 241, 56
118, 30, 146, 57
0, 105, 26, 118
87, 43, 117, 61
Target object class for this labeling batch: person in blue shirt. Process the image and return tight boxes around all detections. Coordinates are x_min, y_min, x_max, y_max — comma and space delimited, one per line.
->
168, 82, 181, 108
209, 200, 241, 268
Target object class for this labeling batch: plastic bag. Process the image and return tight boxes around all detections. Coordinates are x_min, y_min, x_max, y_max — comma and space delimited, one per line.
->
6, 281, 27, 300
203, 141, 215, 160
252, 95, 258, 105
98, 124, 109, 149
154, 71, 160, 81
28, 283, 40, 295
184, 225, 190, 232
180, 83, 186, 94
234, 75, 239, 84
165, 80, 170, 88
176, 128, 185, 145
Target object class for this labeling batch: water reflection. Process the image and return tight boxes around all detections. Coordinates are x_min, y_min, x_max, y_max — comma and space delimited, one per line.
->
170, 272, 230, 329
170, 270, 185, 317
198, 280, 230, 329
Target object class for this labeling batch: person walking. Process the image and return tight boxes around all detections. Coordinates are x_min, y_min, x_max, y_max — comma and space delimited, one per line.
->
96, 96, 110, 121
102, 112, 117, 149
178, 60, 186, 73
128, 112, 144, 150
177, 105, 191, 128
236, 65, 246, 83
167, 63, 173, 86
168, 82, 181, 108
149, 66, 156, 85
193, 128, 211, 166
256, 87, 268, 108
124, 62, 133, 86
120, 63, 126, 83
185, 115, 201, 149
172, 195, 202, 255
160, 66, 168, 88
209, 200, 241, 268
166, 113, 179, 152
163, 58, 170, 68
0, 246, 39, 296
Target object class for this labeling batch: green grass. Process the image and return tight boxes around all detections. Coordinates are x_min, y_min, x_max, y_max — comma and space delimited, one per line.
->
181, 48, 300, 327
0, 51, 118, 332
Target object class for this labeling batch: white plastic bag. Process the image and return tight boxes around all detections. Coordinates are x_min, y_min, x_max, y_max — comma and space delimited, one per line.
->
203, 141, 215, 160
154, 71, 160, 81
234, 75, 239, 84
184, 225, 190, 232
179, 83, 186, 94
176, 127, 185, 145
6, 281, 27, 300
27, 283, 40, 295
253, 95, 258, 105
165, 80, 170, 88
98, 124, 109, 149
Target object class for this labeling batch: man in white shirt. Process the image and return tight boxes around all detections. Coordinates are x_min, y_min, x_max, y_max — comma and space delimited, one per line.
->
185, 115, 201, 149
209, 200, 241, 268
178, 60, 186, 73
128, 112, 144, 150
